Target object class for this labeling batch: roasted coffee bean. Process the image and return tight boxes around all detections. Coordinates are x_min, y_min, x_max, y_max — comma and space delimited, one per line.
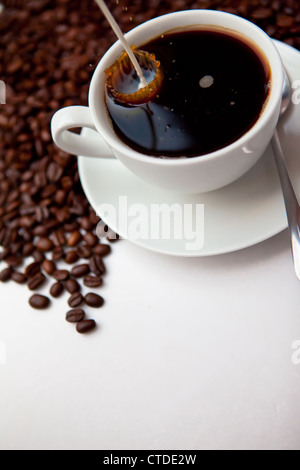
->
7, 189, 19, 203
65, 250, 79, 264
22, 242, 35, 257
32, 250, 45, 263
76, 319, 96, 334
0, 229, 12, 248
89, 255, 105, 276
84, 275, 103, 288
35, 206, 49, 223
251, 7, 273, 20
2, 211, 18, 224
276, 14, 294, 27
28, 272, 46, 290
89, 210, 100, 226
54, 189, 67, 206
80, 217, 93, 231
0, 267, 13, 282
11, 271, 27, 284
47, 162, 63, 183
10, 242, 22, 255
61, 176, 73, 191
76, 244, 92, 259
83, 232, 98, 247
67, 230, 82, 247
93, 244, 111, 257
29, 294, 50, 310
66, 308, 85, 323
51, 229, 66, 247
71, 264, 90, 278
34, 171, 47, 188
85, 293, 104, 308
36, 237, 54, 252
19, 215, 35, 229
25, 262, 41, 278
68, 292, 84, 308
65, 278, 81, 294
6, 200, 20, 214
41, 184, 57, 199
21, 170, 34, 182
33, 225, 49, 237
52, 246, 64, 261
5, 255, 22, 267
64, 222, 80, 232
42, 259, 56, 275
53, 269, 69, 281
50, 281, 64, 298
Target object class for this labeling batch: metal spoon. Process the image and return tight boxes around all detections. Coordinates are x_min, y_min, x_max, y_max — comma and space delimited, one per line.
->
271, 72, 300, 279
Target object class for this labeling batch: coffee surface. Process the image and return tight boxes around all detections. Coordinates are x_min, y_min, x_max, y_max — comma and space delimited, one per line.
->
105, 29, 270, 157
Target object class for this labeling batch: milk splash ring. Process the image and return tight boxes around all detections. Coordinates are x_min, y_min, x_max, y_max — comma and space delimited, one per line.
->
105, 47, 164, 105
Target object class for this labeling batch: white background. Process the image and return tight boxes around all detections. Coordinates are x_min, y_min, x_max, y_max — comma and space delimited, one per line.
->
0, 230, 300, 450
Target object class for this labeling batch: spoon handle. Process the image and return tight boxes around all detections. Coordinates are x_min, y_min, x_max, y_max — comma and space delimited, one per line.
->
271, 130, 300, 280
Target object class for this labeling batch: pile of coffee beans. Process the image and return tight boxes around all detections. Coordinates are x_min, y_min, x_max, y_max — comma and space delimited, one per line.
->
1, 0, 300, 334
0, 0, 123, 334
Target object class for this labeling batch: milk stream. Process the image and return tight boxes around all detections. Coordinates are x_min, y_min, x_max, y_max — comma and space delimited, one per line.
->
94, 0, 148, 88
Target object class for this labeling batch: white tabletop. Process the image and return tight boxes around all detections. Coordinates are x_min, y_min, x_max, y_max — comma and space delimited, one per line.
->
0, 229, 300, 450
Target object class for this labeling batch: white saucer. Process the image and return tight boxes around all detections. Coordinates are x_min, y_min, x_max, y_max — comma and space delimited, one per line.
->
78, 40, 300, 257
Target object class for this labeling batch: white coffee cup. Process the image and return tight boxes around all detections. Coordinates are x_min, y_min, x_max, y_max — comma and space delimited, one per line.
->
51, 9, 284, 194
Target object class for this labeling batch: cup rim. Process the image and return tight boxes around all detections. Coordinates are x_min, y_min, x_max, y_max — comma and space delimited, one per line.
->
89, 9, 284, 166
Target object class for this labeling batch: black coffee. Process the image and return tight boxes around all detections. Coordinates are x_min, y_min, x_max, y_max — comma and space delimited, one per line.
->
105, 29, 270, 158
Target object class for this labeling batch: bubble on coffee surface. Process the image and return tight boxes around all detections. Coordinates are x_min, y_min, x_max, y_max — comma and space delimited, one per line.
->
199, 75, 214, 88
105, 47, 163, 105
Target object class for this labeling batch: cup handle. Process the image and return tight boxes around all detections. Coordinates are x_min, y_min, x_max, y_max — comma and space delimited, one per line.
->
51, 106, 114, 158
